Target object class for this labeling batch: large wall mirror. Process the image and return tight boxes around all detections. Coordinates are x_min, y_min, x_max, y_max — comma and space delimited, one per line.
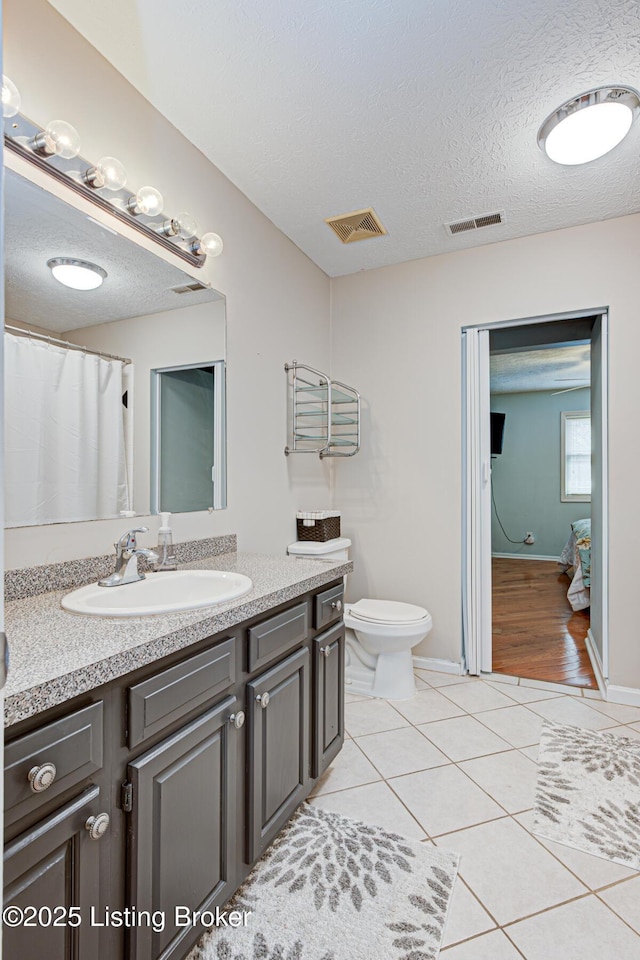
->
4, 165, 226, 528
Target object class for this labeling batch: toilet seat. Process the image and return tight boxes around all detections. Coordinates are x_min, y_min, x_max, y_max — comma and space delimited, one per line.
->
347, 598, 430, 626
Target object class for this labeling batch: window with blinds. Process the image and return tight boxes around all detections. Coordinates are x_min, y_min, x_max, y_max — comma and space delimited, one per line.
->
561, 410, 591, 502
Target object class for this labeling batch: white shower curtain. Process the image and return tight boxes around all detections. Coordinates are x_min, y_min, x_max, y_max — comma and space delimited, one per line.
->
4, 333, 131, 526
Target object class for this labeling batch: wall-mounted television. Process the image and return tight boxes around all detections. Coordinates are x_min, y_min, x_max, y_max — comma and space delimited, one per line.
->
490, 412, 506, 455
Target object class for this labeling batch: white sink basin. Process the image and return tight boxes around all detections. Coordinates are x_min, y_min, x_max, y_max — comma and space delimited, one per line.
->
61, 570, 253, 617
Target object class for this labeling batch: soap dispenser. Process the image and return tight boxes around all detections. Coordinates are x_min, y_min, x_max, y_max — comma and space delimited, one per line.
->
156, 512, 178, 571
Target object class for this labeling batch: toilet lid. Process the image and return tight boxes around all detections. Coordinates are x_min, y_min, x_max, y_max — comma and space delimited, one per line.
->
348, 598, 430, 625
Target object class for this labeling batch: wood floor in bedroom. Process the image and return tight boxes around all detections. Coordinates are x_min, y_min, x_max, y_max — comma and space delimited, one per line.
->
491, 557, 596, 689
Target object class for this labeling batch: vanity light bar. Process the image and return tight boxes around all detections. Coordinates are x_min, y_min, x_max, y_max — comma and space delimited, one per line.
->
3, 111, 221, 270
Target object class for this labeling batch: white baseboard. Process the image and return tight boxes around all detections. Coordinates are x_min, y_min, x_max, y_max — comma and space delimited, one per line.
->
605, 684, 640, 707
492, 552, 560, 562
585, 629, 607, 696
413, 656, 465, 675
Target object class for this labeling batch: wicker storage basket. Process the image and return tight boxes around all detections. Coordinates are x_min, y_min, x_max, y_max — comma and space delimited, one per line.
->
296, 515, 341, 542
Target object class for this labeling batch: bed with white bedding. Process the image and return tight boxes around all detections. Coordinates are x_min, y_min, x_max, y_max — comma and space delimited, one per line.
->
559, 518, 591, 611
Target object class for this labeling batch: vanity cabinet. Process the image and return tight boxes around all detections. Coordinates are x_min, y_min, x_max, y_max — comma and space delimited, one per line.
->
127, 695, 241, 960
312, 623, 345, 778
247, 646, 310, 862
3, 579, 345, 960
3, 786, 104, 960
3, 700, 109, 960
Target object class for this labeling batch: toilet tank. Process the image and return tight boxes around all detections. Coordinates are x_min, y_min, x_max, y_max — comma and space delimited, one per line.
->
287, 537, 351, 562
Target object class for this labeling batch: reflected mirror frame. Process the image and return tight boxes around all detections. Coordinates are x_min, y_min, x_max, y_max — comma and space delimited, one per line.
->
150, 359, 227, 514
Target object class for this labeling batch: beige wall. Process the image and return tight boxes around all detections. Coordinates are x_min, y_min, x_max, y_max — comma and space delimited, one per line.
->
330, 213, 640, 689
4, 0, 332, 566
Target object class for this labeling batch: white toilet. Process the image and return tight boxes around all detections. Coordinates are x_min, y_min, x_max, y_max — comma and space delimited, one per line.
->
287, 537, 432, 700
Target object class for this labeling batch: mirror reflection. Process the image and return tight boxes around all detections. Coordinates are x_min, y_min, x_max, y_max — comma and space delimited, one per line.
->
151, 361, 226, 515
4, 167, 226, 527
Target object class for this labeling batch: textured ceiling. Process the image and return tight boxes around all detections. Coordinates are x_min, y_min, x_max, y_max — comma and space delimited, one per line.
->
48, 0, 640, 277
491, 344, 590, 394
5, 170, 219, 332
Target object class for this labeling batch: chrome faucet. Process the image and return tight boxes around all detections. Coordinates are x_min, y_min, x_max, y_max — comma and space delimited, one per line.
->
99, 527, 159, 588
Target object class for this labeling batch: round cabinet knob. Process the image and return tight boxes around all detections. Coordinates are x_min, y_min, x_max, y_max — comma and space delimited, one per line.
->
256, 692, 270, 709
331, 599, 343, 612
321, 646, 332, 658
85, 812, 110, 840
229, 711, 245, 729
28, 762, 57, 794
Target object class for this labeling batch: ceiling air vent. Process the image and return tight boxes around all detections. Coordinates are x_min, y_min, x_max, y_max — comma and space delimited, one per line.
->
325, 207, 387, 244
171, 281, 209, 295
445, 211, 505, 236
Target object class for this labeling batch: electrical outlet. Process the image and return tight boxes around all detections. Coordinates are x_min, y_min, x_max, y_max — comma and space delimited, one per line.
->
524, 532, 535, 545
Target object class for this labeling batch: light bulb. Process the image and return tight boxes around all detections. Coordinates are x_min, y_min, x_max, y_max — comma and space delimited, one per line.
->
197, 232, 224, 257
128, 185, 164, 216
84, 156, 127, 191
2, 75, 20, 118
160, 212, 198, 239
47, 258, 107, 290
175, 213, 198, 239
33, 120, 82, 159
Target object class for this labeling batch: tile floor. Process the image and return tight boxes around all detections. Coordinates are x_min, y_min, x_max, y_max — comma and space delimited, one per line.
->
309, 669, 640, 959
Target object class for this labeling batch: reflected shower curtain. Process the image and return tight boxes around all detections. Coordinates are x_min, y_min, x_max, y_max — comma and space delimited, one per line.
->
4, 333, 131, 526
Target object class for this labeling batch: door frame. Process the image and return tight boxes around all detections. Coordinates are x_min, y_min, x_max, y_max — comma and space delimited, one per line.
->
462, 307, 609, 686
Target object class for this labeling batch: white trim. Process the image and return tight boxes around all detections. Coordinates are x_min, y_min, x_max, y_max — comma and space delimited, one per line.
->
461, 329, 492, 675
585, 628, 606, 696
605, 684, 640, 708
413, 656, 465, 676
597, 316, 610, 681
150, 359, 226, 514
462, 307, 609, 683
491, 552, 560, 562
463, 306, 608, 332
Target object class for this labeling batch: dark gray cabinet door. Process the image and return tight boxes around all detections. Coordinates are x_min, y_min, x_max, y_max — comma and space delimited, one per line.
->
127, 696, 240, 960
3, 785, 102, 960
312, 623, 345, 778
247, 646, 309, 862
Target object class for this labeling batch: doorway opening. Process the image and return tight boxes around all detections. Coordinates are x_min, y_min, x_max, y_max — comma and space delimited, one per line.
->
462, 310, 608, 692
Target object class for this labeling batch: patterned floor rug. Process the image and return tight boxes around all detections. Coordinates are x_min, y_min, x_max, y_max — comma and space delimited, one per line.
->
533, 720, 640, 868
188, 803, 459, 960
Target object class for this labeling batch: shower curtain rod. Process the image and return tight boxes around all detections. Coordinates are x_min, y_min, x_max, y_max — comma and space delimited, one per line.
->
5, 324, 132, 365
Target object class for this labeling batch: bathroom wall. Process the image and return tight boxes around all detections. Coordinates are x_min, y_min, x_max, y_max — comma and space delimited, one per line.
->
331, 212, 640, 690
4, 0, 333, 567
490, 389, 591, 559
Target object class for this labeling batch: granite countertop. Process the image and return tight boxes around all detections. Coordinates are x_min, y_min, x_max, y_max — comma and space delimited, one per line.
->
4, 551, 351, 727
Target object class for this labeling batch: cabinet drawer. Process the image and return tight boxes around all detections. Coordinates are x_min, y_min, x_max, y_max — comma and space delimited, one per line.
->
4, 702, 103, 827
247, 602, 309, 673
313, 583, 344, 630
128, 638, 236, 748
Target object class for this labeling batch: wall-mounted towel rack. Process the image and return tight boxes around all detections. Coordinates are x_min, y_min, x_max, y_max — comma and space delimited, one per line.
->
284, 360, 360, 459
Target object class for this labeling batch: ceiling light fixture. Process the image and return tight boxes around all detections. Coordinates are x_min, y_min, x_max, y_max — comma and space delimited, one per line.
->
538, 86, 640, 165
47, 258, 107, 291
